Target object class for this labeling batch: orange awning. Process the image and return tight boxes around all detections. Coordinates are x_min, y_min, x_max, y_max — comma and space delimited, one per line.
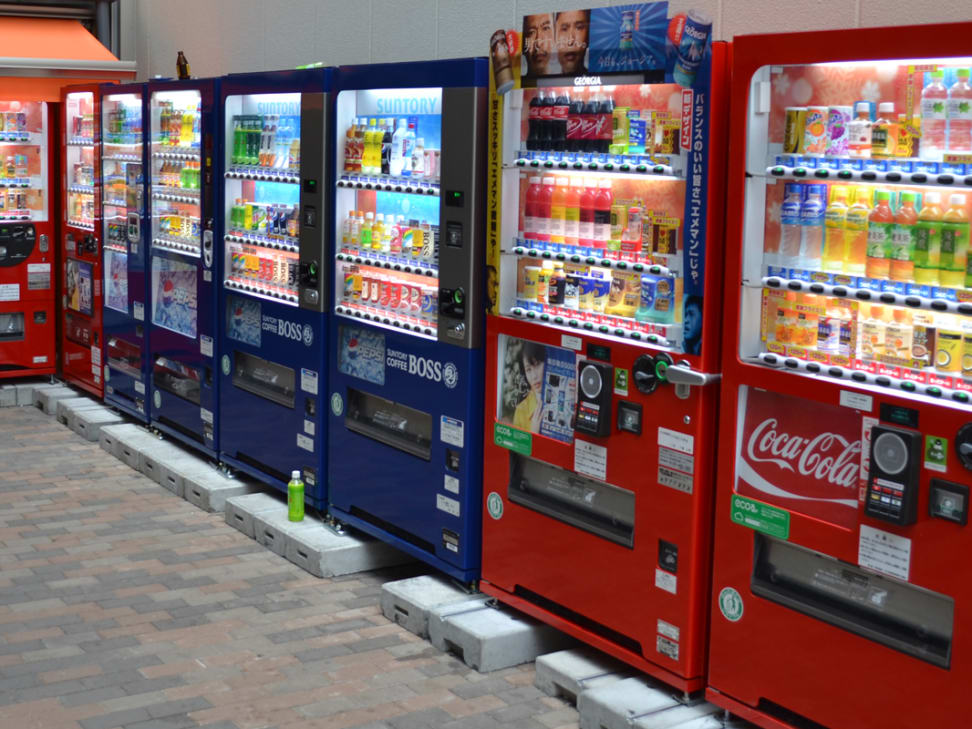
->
0, 18, 136, 102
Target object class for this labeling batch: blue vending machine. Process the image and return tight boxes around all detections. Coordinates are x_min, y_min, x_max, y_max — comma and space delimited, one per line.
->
218, 68, 332, 507
101, 83, 150, 421
146, 79, 219, 456
327, 59, 488, 583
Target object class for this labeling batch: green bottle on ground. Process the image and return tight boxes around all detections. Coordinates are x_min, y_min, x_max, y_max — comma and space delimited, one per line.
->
288, 470, 304, 522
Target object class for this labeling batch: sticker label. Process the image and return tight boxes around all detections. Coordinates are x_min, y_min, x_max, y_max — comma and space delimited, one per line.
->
924, 435, 948, 473
203, 269, 212, 282
561, 334, 583, 351
730, 494, 791, 539
301, 368, 319, 395
444, 474, 460, 494
655, 568, 677, 595
330, 392, 343, 416
860, 416, 879, 501
304, 420, 315, 436
656, 636, 679, 661
658, 466, 693, 494
338, 326, 385, 385
657, 620, 680, 642
718, 587, 744, 622
0, 283, 20, 301
487, 491, 504, 520
27, 263, 51, 290
133, 301, 144, 321
614, 368, 629, 396
200, 407, 213, 425
574, 439, 607, 481
91, 345, 101, 366
200, 335, 213, 358
134, 380, 145, 395
840, 390, 873, 412
32, 355, 47, 364
859, 524, 911, 581
494, 423, 532, 455
436, 494, 460, 517
296, 433, 314, 452
441, 416, 464, 448
658, 427, 694, 455
658, 446, 694, 475
221, 355, 231, 376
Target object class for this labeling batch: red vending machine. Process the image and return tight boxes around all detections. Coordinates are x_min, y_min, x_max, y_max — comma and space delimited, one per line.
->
60, 84, 103, 396
708, 23, 972, 729
481, 3, 728, 692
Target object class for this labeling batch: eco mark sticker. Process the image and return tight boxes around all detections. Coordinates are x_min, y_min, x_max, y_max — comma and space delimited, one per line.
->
330, 392, 344, 417
730, 494, 790, 540
718, 587, 744, 622
925, 435, 948, 473
487, 491, 504, 520
494, 423, 531, 455
221, 355, 231, 376
614, 368, 629, 396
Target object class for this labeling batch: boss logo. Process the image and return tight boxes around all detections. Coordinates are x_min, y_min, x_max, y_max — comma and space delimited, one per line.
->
277, 319, 304, 342
408, 354, 442, 381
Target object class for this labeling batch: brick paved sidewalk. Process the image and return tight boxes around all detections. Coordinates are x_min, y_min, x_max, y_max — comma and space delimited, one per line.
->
0, 406, 578, 729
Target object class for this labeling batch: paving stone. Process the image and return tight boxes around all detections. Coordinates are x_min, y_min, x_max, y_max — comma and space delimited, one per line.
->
224, 492, 285, 539
534, 647, 634, 705
577, 676, 682, 729
429, 600, 576, 673
72, 406, 126, 441
381, 574, 479, 638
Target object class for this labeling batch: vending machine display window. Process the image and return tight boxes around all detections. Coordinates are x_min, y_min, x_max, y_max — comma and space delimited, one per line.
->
333, 87, 443, 339
65, 92, 95, 230
740, 57, 972, 399
223, 92, 302, 305
0, 101, 48, 223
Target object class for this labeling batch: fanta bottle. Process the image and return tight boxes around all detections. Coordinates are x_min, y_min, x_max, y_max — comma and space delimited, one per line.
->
822, 185, 849, 273
579, 181, 597, 248
843, 187, 872, 275
523, 176, 541, 240
866, 189, 894, 280
549, 177, 568, 245
593, 180, 613, 248
564, 177, 582, 247
536, 176, 555, 242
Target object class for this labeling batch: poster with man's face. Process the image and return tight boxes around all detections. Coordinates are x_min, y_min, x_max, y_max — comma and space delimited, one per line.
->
522, 10, 590, 79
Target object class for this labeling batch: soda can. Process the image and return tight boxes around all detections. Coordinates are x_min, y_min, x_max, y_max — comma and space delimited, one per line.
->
421, 286, 438, 320
379, 278, 392, 308
783, 107, 806, 154
16, 112, 26, 132
825, 106, 852, 157
288, 260, 298, 287
388, 281, 402, 310
802, 106, 829, 156
409, 284, 422, 313
369, 276, 381, 304
672, 11, 712, 87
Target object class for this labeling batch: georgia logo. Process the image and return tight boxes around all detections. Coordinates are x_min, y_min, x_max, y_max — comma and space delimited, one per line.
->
443, 362, 458, 389
302, 324, 314, 347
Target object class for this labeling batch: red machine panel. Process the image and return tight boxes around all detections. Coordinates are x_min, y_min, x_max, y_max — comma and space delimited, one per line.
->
707, 22, 972, 729
60, 84, 103, 396
481, 16, 729, 692
0, 99, 56, 378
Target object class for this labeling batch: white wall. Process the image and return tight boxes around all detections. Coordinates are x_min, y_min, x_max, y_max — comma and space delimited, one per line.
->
131, 0, 972, 80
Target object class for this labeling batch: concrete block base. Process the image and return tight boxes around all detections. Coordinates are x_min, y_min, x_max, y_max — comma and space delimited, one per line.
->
183, 468, 257, 513
577, 677, 681, 729
55, 396, 100, 426
272, 515, 411, 577
98, 424, 157, 467
35, 386, 78, 415
72, 407, 125, 441
428, 600, 575, 673
225, 492, 285, 539
380, 575, 478, 639
535, 648, 634, 705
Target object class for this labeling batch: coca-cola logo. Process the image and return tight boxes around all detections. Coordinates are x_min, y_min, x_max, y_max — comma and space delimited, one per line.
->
735, 388, 862, 528
746, 418, 860, 490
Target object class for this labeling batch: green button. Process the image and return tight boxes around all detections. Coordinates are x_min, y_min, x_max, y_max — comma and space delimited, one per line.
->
900, 381, 916, 392
453, 289, 463, 304
953, 392, 969, 402
583, 322, 593, 330
554, 316, 564, 324
598, 325, 608, 333
927, 386, 942, 397
655, 360, 669, 380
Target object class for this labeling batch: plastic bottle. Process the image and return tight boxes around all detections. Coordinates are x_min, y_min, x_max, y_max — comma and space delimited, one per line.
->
914, 191, 942, 285
527, 91, 542, 151
948, 68, 972, 153
567, 90, 584, 152
822, 185, 849, 273
402, 122, 416, 176
552, 89, 570, 152
779, 182, 804, 268
890, 191, 918, 283
523, 176, 541, 240
844, 187, 872, 276
579, 180, 597, 247
581, 88, 598, 153
871, 103, 897, 159
866, 190, 894, 280
594, 179, 613, 247
411, 137, 425, 178
372, 213, 385, 252
621, 206, 642, 256
847, 102, 872, 159
288, 470, 304, 522
380, 118, 392, 175
549, 177, 568, 244
596, 91, 615, 154
536, 176, 555, 242
940, 193, 969, 287
391, 118, 407, 176
362, 118, 377, 174
538, 90, 555, 151
349, 210, 362, 248
799, 184, 826, 270
564, 177, 582, 247
361, 211, 374, 249
920, 70, 948, 161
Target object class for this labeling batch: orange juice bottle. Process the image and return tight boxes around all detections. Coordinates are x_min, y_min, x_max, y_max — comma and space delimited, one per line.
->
563, 177, 582, 247
915, 191, 943, 285
865, 189, 894, 280
843, 186, 872, 275
890, 190, 917, 283
549, 177, 568, 245
822, 185, 849, 273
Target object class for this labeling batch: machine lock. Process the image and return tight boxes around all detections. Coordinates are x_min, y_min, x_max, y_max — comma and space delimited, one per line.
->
955, 422, 972, 471
665, 362, 721, 400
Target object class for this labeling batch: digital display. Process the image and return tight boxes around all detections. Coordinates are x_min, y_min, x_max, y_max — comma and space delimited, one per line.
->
880, 403, 919, 429
587, 343, 611, 362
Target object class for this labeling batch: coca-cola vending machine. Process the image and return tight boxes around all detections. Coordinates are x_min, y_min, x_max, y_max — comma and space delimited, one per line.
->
707, 23, 972, 729
482, 2, 729, 692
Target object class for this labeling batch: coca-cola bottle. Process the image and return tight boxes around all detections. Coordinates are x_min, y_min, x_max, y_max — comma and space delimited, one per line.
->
538, 90, 555, 151
596, 91, 614, 154
551, 89, 570, 152
527, 91, 542, 151
566, 90, 584, 152
581, 88, 599, 153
